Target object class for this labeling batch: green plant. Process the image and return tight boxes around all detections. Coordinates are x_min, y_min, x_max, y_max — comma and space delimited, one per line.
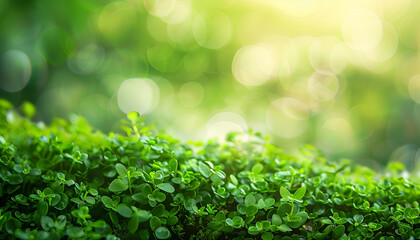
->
0, 100, 419, 239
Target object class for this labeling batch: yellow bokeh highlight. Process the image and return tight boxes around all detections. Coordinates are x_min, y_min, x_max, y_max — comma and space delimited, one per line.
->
144, 0, 176, 18
206, 112, 248, 140
117, 78, 160, 114
232, 45, 276, 86
364, 22, 398, 62
342, 8, 382, 52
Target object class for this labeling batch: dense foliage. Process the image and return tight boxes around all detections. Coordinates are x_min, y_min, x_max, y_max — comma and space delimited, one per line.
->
0, 100, 419, 240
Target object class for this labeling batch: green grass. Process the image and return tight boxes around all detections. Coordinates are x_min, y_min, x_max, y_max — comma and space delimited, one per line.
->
0, 99, 419, 240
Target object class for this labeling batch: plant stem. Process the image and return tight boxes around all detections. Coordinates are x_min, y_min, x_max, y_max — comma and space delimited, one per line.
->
132, 125, 140, 138
290, 200, 294, 216
289, 176, 294, 189
128, 176, 133, 195
69, 161, 74, 174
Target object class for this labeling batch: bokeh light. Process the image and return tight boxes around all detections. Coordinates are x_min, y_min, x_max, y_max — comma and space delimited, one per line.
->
192, 10, 232, 49
206, 112, 248, 140
67, 44, 105, 75
342, 8, 382, 52
144, 0, 177, 18
232, 45, 276, 86
2, 0, 420, 168
0, 50, 32, 92
117, 78, 160, 114
409, 75, 420, 104
307, 70, 339, 102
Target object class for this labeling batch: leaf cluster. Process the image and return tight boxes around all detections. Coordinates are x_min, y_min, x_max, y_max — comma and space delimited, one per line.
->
0, 100, 419, 240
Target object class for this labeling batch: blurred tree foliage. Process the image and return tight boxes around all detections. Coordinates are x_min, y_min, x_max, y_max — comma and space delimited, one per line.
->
0, 0, 419, 170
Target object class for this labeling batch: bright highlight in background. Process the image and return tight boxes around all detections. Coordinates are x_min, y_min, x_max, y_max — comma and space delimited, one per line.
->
117, 78, 160, 114
206, 112, 248, 140
0, 50, 32, 93
232, 45, 275, 86
342, 8, 382, 52
2, 0, 420, 168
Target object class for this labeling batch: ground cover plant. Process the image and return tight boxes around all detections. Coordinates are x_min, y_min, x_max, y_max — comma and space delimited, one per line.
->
0, 99, 419, 240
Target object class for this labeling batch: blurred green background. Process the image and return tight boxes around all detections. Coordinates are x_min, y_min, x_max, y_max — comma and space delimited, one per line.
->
1, 0, 420, 170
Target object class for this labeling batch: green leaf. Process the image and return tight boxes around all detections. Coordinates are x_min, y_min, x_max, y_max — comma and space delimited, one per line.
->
246, 205, 258, 217
152, 204, 165, 217
248, 226, 259, 235
127, 111, 140, 123
261, 232, 273, 240
409, 208, 419, 218
104, 151, 117, 162
168, 159, 178, 172
67, 227, 84, 238
353, 214, 364, 223
167, 216, 178, 226
55, 193, 69, 211
277, 202, 292, 217
293, 187, 306, 200
85, 196, 95, 205
288, 211, 308, 229
278, 224, 293, 232
132, 193, 146, 203
225, 218, 234, 226
198, 162, 212, 178
257, 199, 265, 209
184, 199, 196, 211
150, 216, 161, 231
210, 170, 226, 182
215, 211, 226, 222
237, 203, 246, 215
40, 216, 54, 231
272, 214, 282, 226
230, 175, 238, 185
157, 183, 175, 193
8, 174, 23, 185
116, 205, 133, 218
116, 163, 127, 177
280, 187, 292, 199
37, 202, 48, 216
5, 218, 21, 235
138, 210, 152, 222
264, 198, 275, 207
128, 215, 139, 233
109, 179, 128, 193
332, 225, 345, 239
252, 163, 263, 173
22, 102, 36, 118
142, 184, 153, 195
101, 196, 113, 207
155, 226, 171, 239
109, 212, 119, 225
245, 195, 256, 206
289, 215, 302, 222
155, 192, 167, 202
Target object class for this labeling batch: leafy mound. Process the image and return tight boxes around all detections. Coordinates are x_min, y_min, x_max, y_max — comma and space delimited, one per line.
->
0, 100, 419, 240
